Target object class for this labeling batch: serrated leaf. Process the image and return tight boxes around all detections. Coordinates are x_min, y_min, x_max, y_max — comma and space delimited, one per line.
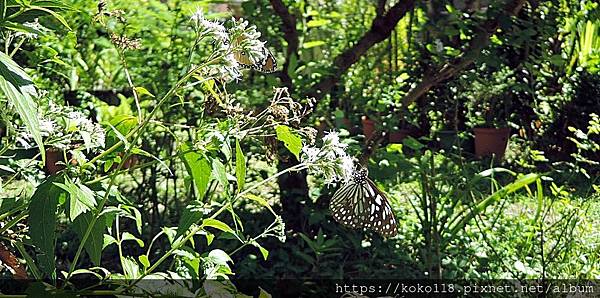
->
176, 201, 205, 240
55, 180, 97, 222
72, 212, 105, 266
28, 176, 65, 278
235, 140, 246, 191
121, 256, 140, 279
180, 143, 211, 198
0, 51, 44, 162
275, 125, 302, 160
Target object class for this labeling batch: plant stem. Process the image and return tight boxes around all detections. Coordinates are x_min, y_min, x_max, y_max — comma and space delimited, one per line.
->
124, 163, 307, 290
66, 56, 221, 282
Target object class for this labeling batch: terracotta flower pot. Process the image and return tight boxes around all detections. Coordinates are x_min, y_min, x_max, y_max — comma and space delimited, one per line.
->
474, 127, 510, 160
45, 148, 65, 175
389, 129, 411, 143
341, 117, 353, 130
361, 116, 376, 140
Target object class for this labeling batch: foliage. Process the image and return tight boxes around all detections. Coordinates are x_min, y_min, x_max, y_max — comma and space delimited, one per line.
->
0, 0, 599, 296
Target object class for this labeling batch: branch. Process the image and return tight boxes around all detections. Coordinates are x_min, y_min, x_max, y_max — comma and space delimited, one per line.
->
269, 0, 299, 88
308, 0, 416, 100
401, 0, 528, 106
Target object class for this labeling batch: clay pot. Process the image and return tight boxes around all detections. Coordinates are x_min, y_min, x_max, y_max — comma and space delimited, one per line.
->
361, 116, 376, 140
474, 127, 511, 160
45, 148, 65, 175
388, 129, 411, 143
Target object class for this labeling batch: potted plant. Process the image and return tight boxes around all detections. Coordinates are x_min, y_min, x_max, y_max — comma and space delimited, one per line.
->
436, 103, 463, 151
360, 101, 382, 141
466, 69, 515, 160
386, 105, 417, 143
361, 115, 377, 141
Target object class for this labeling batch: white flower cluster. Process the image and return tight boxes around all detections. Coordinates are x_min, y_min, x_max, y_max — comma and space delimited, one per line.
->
189, 9, 267, 83
301, 130, 355, 184
228, 18, 267, 65
190, 9, 228, 44
16, 102, 105, 153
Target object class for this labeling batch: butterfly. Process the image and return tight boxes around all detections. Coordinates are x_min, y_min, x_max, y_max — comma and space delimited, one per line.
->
232, 37, 277, 73
330, 168, 398, 237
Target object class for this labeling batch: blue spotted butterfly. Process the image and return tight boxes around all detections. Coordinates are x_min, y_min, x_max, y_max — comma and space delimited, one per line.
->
330, 168, 398, 237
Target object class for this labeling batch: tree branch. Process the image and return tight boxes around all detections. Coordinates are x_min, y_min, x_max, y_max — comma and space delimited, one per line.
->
308, 0, 416, 100
269, 0, 299, 89
401, 0, 528, 106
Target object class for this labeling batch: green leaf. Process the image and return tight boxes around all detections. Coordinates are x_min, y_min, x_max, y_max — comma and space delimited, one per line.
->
202, 218, 234, 234
207, 249, 233, 266
205, 232, 215, 246
275, 125, 302, 160
306, 19, 330, 28
105, 115, 137, 149
122, 232, 144, 247
447, 173, 540, 238
244, 194, 275, 214
134, 86, 154, 98
0, 51, 44, 162
402, 136, 424, 150
121, 256, 140, 279
180, 143, 211, 198
131, 147, 171, 174
176, 201, 205, 240
103, 234, 117, 249
252, 242, 269, 260
55, 180, 97, 222
259, 287, 273, 298
72, 212, 105, 266
138, 255, 150, 269
303, 40, 326, 48
3, 21, 45, 36
28, 176, 65, 278
211, 159, 228, 191
235, 140, 246, 191
29, 6, 71, 30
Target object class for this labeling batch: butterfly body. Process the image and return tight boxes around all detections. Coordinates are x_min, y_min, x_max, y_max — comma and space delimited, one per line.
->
330, 169, 398, 237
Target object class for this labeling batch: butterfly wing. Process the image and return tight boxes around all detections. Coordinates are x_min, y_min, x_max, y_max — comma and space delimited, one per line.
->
362, 178, 398, 237
330, 182, 369, 229
233, 50, 254, 68
330, 178, 398, 237
254, 48, 277, 73
232, 36, 277, 73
